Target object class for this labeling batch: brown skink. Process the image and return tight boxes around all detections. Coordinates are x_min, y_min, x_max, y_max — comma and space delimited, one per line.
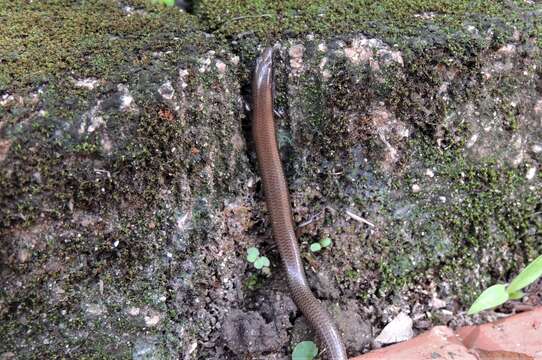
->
252, 47, 347, 360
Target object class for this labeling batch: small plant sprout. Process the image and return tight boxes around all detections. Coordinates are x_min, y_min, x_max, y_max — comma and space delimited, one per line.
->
468, 254, 542, 315
151, 0, 175, 6
246, 247, 259, 262
292, 341, 318, 360
309, 237, 333, 253
309, 243, 322, 252
246, 246, 271, 273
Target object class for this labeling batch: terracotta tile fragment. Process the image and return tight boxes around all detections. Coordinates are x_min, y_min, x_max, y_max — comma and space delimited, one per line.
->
457, 307, 542, 358
350, 326, 476, 360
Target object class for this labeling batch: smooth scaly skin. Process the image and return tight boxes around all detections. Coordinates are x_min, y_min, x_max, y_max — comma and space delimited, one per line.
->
252, 47, 347, 360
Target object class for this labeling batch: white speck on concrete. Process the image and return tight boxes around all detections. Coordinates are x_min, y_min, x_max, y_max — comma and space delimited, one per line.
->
317, 43, 327, 52
198, 57, 211, 73
526, 166, 537, 180
144, 313, 161, 327
319, 57, 327, 70
127, 307, 140, 316
158, 81, 175, 100
87, 116, 104, 133
289, 44, 305, 75
74, 78, 99, 90
123, 5, 134, 14
85, 303, 106, 316
118, 84, 136, 112
101, 134, 112, 153
466, 133, 479, 148
188, 342, 197, 354
497, 44, 516, 56
178, 68, 189, 89
229, 55, 239, 65
176, 212, 192, 233
430, 297, 447, 310
0, 93, 14, 106
215, 60, 227, 75
344, 38, 372, 65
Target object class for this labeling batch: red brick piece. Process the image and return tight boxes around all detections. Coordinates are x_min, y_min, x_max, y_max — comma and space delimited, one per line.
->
457, 307, 542, 357
350, 326, 476, 360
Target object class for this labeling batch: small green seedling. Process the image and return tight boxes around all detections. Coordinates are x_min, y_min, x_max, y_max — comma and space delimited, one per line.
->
468, 254, 542, 315
310, 237, 333, 253
292, 341, 318, 360
151, 0, 175, 6
246, 247, 271, 272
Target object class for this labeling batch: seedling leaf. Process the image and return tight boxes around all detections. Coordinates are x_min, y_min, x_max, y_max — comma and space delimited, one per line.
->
309, 243, 322, 252
254, 257, 267, 269
467, 284, 508, 315
259, 256, 270, 268
507, 255, 542, 294
320, 237, 332, 248
292, 341, 318, 360
246, 247, 259, 263
508, 290, 524, 300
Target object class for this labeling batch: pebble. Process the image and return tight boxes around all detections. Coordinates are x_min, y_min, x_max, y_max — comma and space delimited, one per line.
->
375, 312, 414, 345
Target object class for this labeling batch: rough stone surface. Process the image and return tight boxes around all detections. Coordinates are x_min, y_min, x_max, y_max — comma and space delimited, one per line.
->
1, 1, 541, 359
222, 310, 284, 354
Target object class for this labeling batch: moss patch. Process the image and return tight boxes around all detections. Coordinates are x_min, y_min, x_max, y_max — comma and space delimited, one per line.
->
194, 0, 538, 44
0, 0, 199, 90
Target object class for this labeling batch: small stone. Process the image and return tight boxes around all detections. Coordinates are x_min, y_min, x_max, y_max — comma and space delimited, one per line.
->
144, 313, 161, 327
215, 60, 226, 74
430, 297, 447, 310
158, 81, 175, 100
375, 312, 414, 345
17, 249, 31, 263
74, 78, 99, 89
118, 84, 135, 111
526, 166, 536, 180
127, 307, 140, 316
289, 44, 305, 73
187, 342, 197, 354
411, 184, 421, 193
229, 55, 239, 65
425, 169, 435, 178
85, 303, 106, 316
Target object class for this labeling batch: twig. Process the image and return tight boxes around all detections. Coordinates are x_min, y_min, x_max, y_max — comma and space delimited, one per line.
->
345, 209, 375, 227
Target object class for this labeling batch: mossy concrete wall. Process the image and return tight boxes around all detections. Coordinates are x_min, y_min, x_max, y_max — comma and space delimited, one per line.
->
1, 1, 541, 359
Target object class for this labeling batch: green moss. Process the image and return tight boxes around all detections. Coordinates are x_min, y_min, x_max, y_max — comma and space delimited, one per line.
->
194, 0, 538, 45
0, 0, 199, 90
377, 138, 541, 301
